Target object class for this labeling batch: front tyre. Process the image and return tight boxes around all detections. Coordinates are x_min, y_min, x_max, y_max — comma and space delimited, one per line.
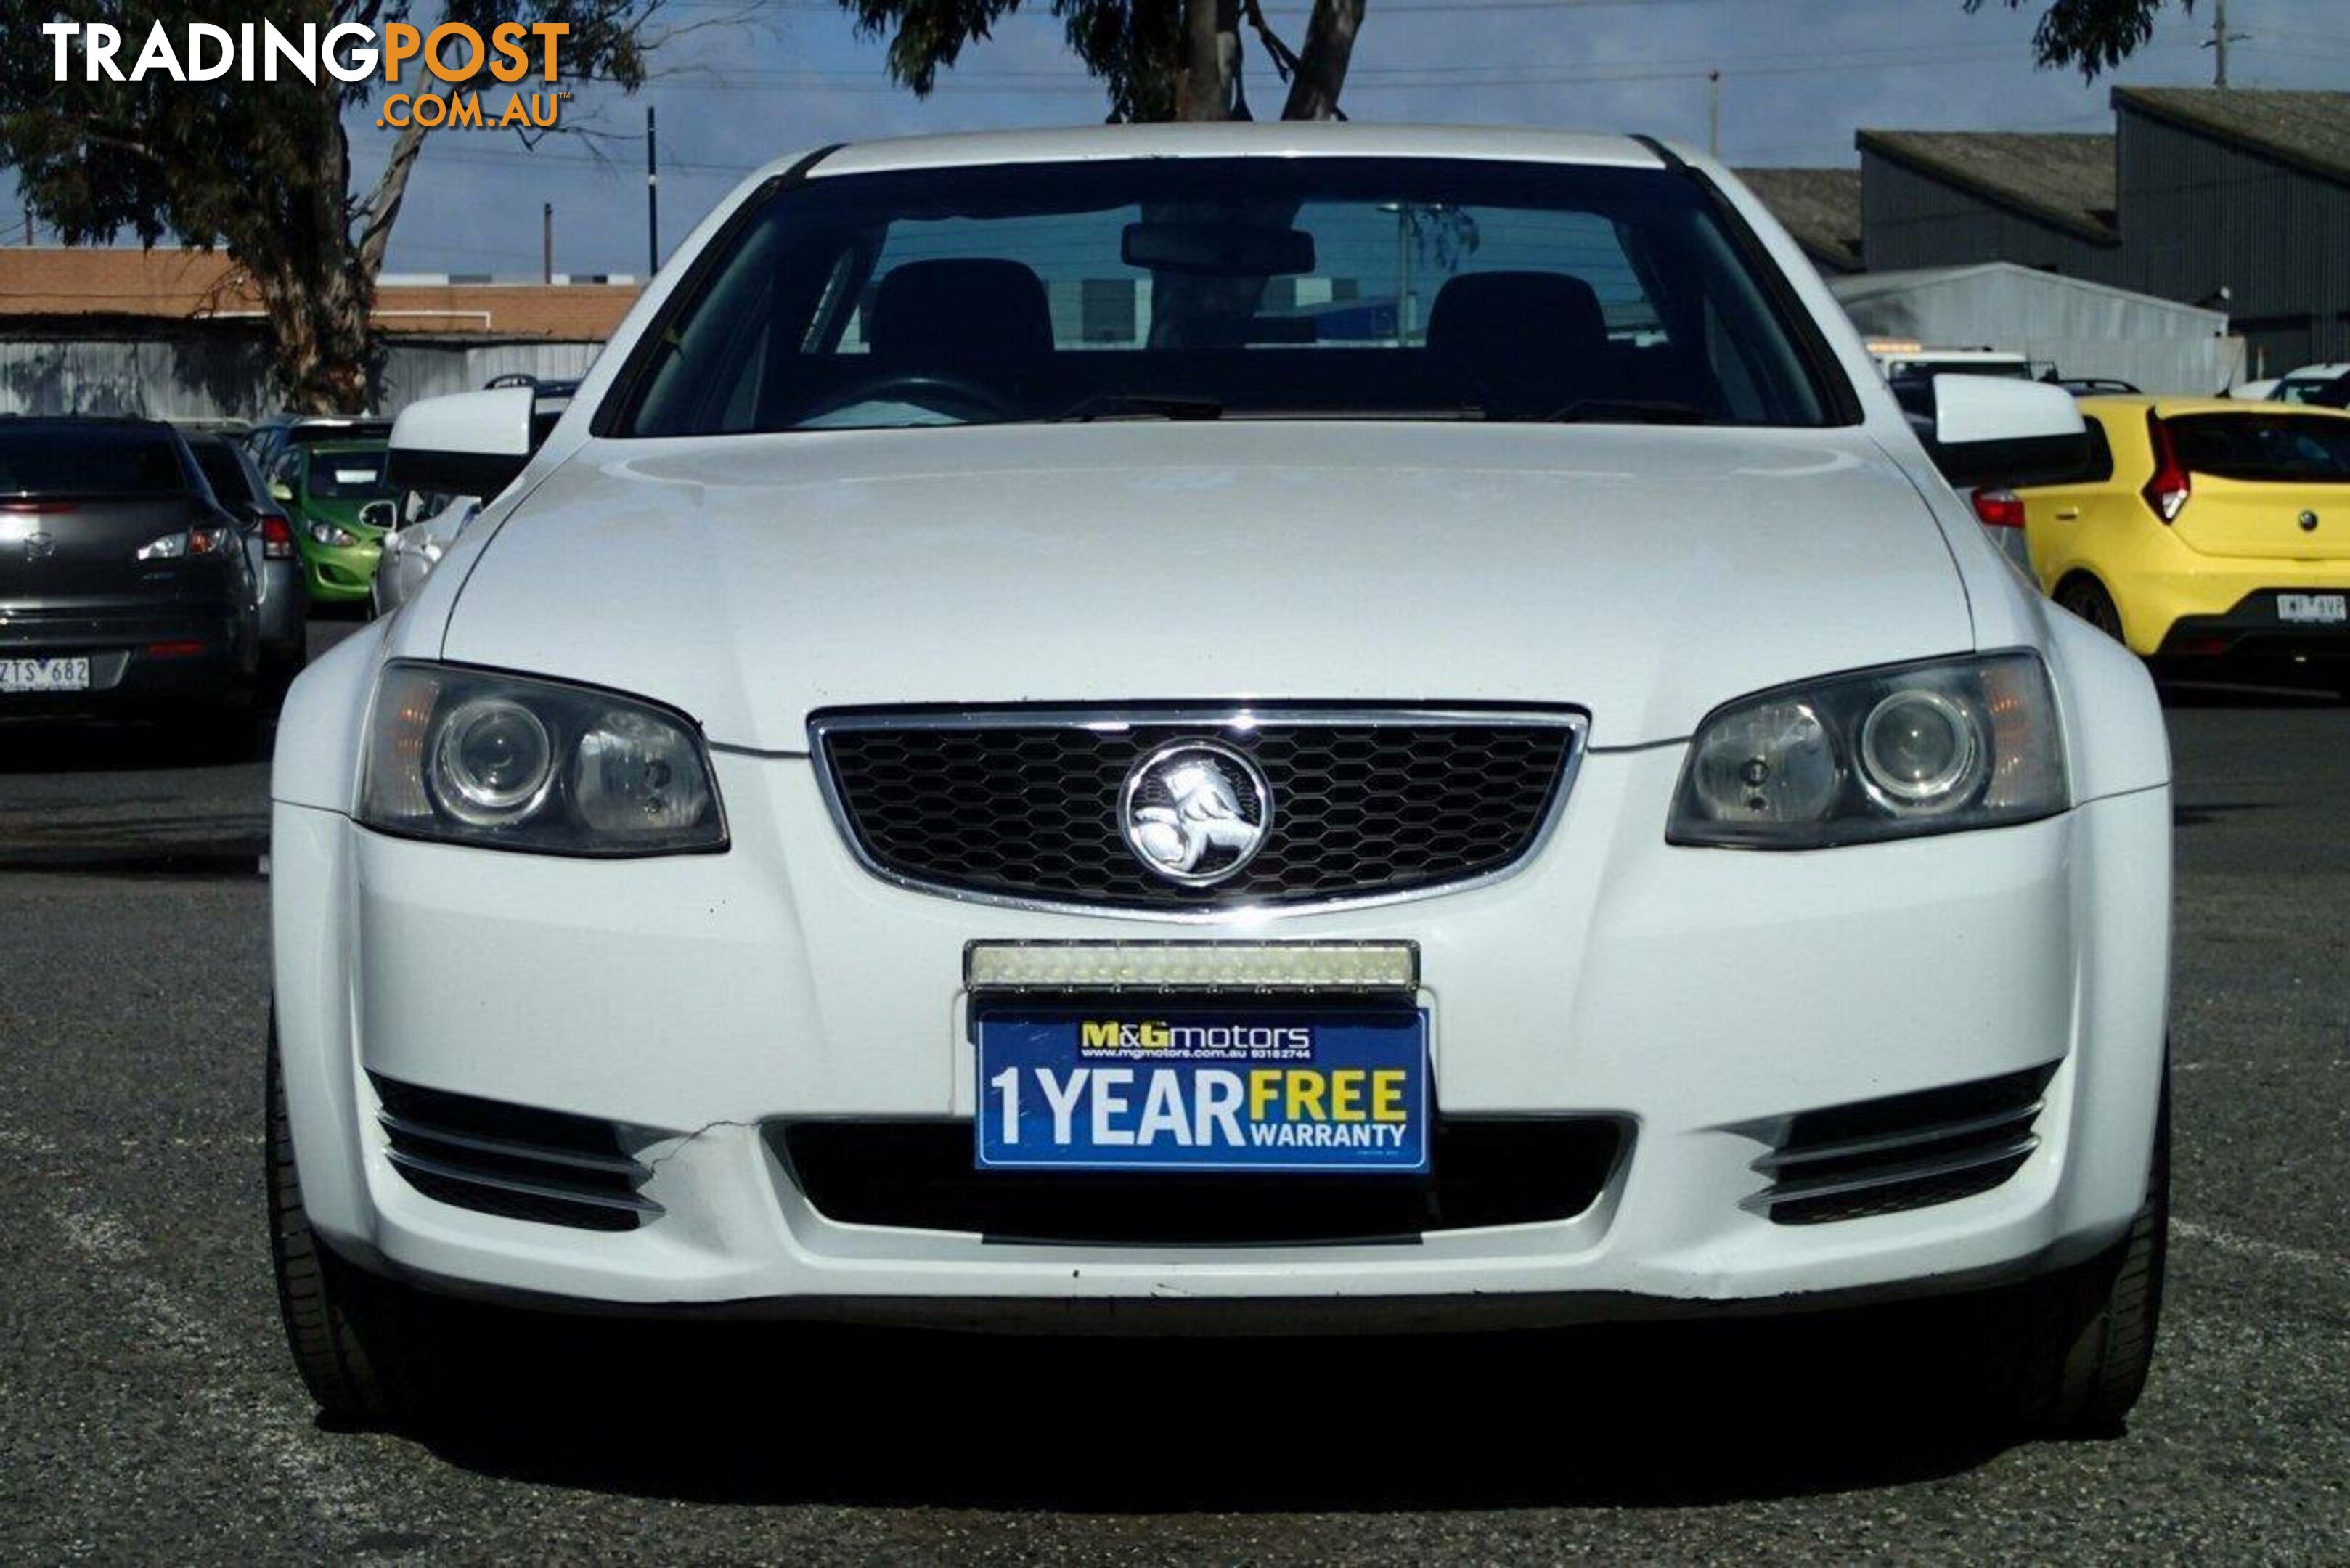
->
2055, 575, 2127, 647
266, 1018, 447, 1429
1999, 1066, 2170, 1437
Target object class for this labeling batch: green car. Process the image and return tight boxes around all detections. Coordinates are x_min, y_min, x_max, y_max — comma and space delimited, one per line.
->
267, 438, 396, 608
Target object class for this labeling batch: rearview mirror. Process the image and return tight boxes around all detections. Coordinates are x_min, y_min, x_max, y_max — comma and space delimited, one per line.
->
1122, 221, 1315, 277
1928, 375, 2090, 490
387, 385, 536, 500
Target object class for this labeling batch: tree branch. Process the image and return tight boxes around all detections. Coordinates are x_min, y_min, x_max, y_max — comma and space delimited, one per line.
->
354, 80, 451, 279
1282, 0, 1363, 121
1240, 0, 1303, 83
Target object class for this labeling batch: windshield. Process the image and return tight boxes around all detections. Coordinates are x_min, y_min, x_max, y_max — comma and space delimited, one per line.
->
0, 425, 187, 496
190, 441, 256, 504
308, 449, 394, 499
2169, 414, 2350, 484
610, 157, 1845, 436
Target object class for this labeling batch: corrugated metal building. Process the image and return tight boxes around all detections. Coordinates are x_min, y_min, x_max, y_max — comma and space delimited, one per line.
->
2113, 89, 2350, 375
1830, 262, 2237, 394
1855, 89, 2350, 378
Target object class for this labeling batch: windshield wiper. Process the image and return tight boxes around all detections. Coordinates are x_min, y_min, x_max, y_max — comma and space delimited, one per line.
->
1547, 399, 1712, 425
1052, 393, 1226, 423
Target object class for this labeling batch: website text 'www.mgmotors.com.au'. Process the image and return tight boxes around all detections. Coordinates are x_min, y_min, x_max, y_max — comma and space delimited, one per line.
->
40, 18, 572, 131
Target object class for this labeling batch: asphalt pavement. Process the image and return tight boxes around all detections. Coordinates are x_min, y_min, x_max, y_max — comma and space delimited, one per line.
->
0, 631, 2343, 1562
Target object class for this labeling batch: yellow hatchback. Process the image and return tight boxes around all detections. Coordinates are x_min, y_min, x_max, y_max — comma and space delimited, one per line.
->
2013, 396, 2350, 663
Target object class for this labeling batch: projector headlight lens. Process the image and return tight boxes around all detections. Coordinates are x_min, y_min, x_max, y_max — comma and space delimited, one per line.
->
361, 661, 726, 856
1669, 652, 2065, 849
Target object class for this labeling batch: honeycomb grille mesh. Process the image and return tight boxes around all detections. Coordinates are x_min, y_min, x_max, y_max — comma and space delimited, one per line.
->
815, 714, 1578, 911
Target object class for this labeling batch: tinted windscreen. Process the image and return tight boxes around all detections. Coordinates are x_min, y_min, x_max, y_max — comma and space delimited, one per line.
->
613, 158, 1843, 436
309, 452, 393, 498
0, 427, 185, 495
2169, 415, 2350, 484
190, 442, 256, 504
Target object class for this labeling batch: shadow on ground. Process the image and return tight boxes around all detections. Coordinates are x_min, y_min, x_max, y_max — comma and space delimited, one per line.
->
402, 1306, 2023, 1511
0, 714, 271, 775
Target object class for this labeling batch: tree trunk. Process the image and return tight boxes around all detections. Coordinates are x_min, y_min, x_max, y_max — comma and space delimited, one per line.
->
1283, 0, 1365, 121
251, 94, 388, 413
1177, 0, 1242, 121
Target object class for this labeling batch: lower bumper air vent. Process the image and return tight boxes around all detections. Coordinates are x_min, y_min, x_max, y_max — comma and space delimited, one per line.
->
775, 1117, 1626, 1244
370, 1073, 661, 1232
1749, 1063, 2057, 1226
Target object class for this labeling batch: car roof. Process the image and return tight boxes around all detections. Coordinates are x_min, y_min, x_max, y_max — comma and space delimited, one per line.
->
2280, 364, 2350, 380
797, 122, 1671, 181
0, 414, 172, 431
2078, 394, 2350, 419
303, 438, 388, 454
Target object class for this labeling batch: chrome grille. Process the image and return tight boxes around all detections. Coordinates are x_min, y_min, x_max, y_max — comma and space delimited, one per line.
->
811, 707, 1583, 915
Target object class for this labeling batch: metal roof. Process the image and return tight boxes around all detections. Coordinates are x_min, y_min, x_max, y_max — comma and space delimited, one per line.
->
1853, 130, 2118, 244
2113, 88, 2350, 189
1732, 167, 1863, 271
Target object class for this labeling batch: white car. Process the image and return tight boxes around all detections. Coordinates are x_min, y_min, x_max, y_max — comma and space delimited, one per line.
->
267, 126, 2172, 1435
2269, 363, 2350, 404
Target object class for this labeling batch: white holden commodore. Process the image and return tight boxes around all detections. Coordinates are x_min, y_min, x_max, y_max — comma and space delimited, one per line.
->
268, 125, 2171, 1434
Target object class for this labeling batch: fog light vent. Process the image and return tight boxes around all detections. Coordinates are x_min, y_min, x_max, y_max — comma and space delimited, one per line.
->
370, 1073, 661, 1232
1747, 1063, 2056, 1226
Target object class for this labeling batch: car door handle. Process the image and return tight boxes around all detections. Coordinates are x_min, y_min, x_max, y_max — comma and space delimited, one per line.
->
2055, 507, 2081, 520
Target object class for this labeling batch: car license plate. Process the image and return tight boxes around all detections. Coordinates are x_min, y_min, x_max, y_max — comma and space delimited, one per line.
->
2278, 592, 2348, 625
976, 1006, 1429, 1174
0, 657, 90, 693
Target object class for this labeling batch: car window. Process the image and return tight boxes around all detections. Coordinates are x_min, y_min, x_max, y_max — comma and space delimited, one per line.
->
0, 425, 187, 495
306, 451, 395, 499
613, 157, 1845, 436
2167, 414, 2350, 484
2078, 415, 2116, 484
189, 441, 257, 505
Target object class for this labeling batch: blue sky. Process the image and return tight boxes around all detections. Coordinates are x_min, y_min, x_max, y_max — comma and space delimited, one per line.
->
17, 1, 2350, 277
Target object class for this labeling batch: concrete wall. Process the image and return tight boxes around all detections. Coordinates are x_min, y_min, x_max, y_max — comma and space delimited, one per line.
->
0, 334, 605, 421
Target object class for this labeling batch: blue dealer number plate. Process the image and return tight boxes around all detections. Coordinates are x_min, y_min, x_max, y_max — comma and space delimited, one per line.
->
975, 1007, 1429, 1174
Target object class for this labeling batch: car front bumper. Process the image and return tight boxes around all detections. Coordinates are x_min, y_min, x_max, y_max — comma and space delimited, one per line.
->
299, 539, 383, 603
272, 744, 2171, 1325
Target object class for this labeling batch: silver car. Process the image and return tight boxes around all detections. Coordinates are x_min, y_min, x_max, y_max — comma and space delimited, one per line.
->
370, 491, 478, 618
184, 432, 305, 687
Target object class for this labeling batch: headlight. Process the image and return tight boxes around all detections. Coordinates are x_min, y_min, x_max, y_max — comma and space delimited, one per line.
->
359, 662, 726, 856
310, 522, 358, 547
1668, 652, 2066, 849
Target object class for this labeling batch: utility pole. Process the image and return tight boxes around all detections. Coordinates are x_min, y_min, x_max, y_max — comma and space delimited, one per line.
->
2204, 0, 2248, 88
646, 105, 660, 274
542, 203, 553, 285
1708, 70, 1721, 158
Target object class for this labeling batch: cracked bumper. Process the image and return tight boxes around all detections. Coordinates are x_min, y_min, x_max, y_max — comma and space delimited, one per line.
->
271, 745, 2171, 1324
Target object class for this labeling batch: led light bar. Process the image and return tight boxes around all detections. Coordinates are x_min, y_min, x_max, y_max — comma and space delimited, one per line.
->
963, 940, 1419, 995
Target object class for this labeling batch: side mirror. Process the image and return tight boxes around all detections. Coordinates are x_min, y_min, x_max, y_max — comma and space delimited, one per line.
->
359, 499, 398, 532
387, 385, 536, 499
1928, 375, 2089, 490
268, 481, 295, 503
